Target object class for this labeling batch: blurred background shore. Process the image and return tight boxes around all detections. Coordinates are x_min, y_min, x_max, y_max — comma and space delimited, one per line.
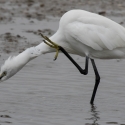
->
0, 0, 125, 54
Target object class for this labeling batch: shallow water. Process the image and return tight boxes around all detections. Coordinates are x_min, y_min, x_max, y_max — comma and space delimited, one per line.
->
0, 0, 125, 124
0, 54, 125, 125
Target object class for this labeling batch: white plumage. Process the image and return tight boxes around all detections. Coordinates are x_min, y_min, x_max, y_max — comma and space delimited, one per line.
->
58, 10, 125, 58
0, 9, 125, 89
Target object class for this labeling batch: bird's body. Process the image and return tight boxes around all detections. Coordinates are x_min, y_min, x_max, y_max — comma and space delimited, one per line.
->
37, 9, 125, 59
0, 9, 125, 104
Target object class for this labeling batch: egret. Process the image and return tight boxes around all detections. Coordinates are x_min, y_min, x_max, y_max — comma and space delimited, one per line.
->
0, 9, 125, 104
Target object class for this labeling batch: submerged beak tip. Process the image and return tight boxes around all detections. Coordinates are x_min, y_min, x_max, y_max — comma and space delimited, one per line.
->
53, 58, 56, 61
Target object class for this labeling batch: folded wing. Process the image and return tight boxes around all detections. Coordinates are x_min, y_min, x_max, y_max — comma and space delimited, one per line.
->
65, 17, 125, 51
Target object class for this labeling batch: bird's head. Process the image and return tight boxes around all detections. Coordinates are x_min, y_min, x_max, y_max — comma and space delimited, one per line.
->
0, 47, 40, 82
0, 56, 20, 82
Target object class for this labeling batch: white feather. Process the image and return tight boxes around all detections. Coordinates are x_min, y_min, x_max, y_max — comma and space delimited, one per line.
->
1, 9, 125, 81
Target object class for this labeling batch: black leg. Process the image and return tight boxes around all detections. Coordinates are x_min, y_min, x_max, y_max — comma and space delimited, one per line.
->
59, 47, 100, 104
90, 59, 100, 104
59, 47, 89, 75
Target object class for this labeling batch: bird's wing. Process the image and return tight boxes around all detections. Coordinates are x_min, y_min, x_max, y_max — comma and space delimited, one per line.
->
65, 18, 125, 51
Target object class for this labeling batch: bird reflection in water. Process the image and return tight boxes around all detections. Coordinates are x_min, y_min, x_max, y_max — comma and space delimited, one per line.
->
85, 104, 100, 125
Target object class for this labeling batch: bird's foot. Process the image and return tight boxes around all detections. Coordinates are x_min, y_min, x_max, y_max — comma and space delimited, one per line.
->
40, 33, 60, 60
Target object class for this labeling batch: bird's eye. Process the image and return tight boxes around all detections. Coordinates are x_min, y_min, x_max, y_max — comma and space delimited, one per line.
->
0, 71, 7, 79
3, 71, 7, 76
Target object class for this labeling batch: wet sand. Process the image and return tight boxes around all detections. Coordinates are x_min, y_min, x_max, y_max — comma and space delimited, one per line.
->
0, 0, 125, 125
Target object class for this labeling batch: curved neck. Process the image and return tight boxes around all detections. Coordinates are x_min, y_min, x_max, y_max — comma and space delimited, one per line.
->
21, 40, 54, 58
12, 41, 55, 71
6, 32, 64, 73
35, 41, 55, 54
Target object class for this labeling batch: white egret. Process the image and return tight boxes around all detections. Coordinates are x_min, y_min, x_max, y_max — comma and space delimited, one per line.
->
1, 9, 125, 104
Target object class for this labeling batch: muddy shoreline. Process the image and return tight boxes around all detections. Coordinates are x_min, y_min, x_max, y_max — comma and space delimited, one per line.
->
0, 0, 125, 54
